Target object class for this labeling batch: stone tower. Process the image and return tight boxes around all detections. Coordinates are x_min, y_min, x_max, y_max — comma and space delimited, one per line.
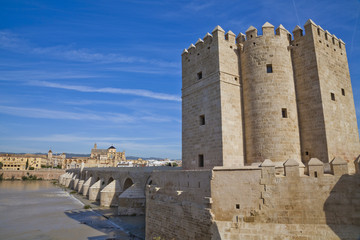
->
292, 20, 360, 168
181, 26, 244, 170
239, 22, 301, 164
48, 149, 53, 160
181, 19, 360, 171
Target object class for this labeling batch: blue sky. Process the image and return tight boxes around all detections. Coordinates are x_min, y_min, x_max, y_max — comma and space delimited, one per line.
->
0, 0, 359, 159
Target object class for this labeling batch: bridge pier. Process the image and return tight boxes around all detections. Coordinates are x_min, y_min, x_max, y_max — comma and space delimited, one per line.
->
77, 180, 84, 194
59, 173, 67, 185
65, 173, 74, 188
82, 177, 94, 197
89, 179, 105, 201
100, 180, 122, 207
73, 178, 80, 190
61, 172, 70, 185
118, 182, 145, 216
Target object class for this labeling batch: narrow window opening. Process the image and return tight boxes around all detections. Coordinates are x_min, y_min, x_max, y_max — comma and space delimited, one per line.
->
319, 40, 322, 43
250, 35, 253, 38
197, 71, 202, 80
317, 28, 320, 36
199, 115, 205, 125
305, 151, 309, 156
266, 64, 273, 73
253, 42, 256, 46
325, 33, 328, 40
326, 44, 329, 47
282, 108, 288, 118
236, 204, 240, 209
339, 42, 342, 49
198, 154, 204, 167
198, 182, 201, 188
314, 171, 318, 178
230, 45, 233, 49
341, 88, 345, 96
332, 38, 335, 44
234, 77, 238, 81
331, 93, 335, 101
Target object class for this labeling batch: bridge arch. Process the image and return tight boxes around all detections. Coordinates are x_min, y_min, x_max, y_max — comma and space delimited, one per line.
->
123, 177, 134, 191
107, 177, 114, 185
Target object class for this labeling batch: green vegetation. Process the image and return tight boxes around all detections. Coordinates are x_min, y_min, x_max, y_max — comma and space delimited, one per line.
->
29, 167, 35, 170
0, 173, 3, 181
26, 159, 29, 170
21, 174, 41, 181
83, 205, 91, 209
70, 190, 77, 194
0, 162, 3, 169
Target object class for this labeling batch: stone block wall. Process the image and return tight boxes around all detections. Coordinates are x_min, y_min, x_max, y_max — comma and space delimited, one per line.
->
146, 163, 360, 239
0, 169, 65, 180
146, 170, 213, 239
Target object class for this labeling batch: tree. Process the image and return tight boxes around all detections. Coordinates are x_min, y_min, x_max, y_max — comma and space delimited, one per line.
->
0, 162, 3, 169
26, 159, 29, 170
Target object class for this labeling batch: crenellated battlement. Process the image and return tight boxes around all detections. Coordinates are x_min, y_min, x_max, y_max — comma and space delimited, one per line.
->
237, 22, 291, 45
292, 19, 345, 51
182, 25, 240, 59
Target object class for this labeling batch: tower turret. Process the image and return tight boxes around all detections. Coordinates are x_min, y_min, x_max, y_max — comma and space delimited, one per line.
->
291, 19, 360, 172
240, 22, 301, 164
181, 25, 244, 170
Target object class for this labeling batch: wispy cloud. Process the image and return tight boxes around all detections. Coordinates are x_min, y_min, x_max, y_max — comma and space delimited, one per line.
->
0, 105, 125, 121
10, 134, 156, 143
0, 70, 98, 81
184, 1, 214, 12
0, 105, 176, 123
63, 99, 181, 111
28, 80, 182, 102
0, 31, 178, 68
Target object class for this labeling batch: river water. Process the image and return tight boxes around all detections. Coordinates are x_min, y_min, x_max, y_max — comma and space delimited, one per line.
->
0, 181, 142, 240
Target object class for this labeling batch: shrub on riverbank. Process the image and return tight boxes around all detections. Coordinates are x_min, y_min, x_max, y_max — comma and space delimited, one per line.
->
84, 205, 91, 209
21, 175, 42, 181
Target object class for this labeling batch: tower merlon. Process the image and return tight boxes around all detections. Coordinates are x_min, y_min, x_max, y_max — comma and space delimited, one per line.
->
245, 26, 257, 40
292, 25, 303, 40
195, 38, 204, 47
203, 32, 213, 43
236, 33, 246, 44
304, 19, 317, 27
275, 24, 291, 39
181, 48, 188, 56
225, 30, 236, 43
187, 43, 196, 53
262, 22, 274, 36
212, 25, 225, 40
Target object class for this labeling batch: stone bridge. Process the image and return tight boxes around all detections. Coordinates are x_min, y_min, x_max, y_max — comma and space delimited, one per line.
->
59, 167, 176, 215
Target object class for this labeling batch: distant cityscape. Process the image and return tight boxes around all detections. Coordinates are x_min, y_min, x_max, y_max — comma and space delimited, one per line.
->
0, 143, 181, 170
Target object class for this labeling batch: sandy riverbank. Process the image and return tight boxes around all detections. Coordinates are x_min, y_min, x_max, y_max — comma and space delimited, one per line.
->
0, 181, 144, 240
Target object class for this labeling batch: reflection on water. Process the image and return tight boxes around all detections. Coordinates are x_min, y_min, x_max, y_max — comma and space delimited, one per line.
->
0, 181, 134, 240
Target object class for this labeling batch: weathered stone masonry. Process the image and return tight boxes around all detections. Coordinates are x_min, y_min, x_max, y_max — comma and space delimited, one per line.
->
147, 19, 360, 239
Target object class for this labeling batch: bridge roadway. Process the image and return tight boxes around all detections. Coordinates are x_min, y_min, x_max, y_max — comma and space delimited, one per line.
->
59, 166, 177, 215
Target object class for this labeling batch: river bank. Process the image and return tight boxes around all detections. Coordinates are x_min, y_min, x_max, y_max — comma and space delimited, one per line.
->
0, 181, 144, 240
61, 183, 145, 239
0, 169, 65, 180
